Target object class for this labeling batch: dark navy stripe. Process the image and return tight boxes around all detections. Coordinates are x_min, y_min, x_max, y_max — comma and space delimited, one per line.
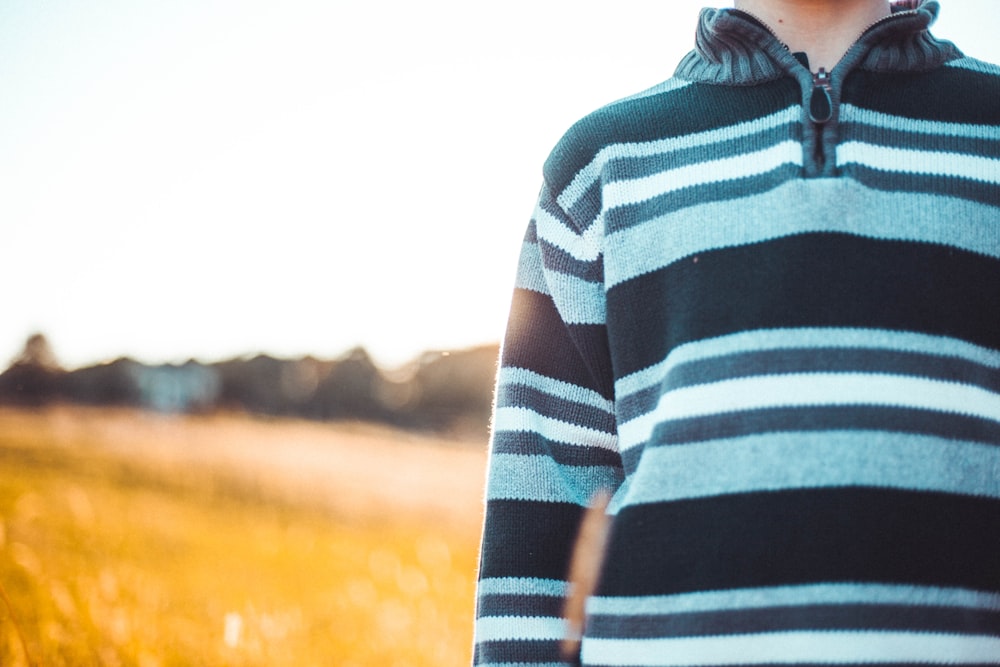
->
650, 404, 1000, 447
477, 593, 565, 619
606, 233, 1000, 377
566, 322, 615, 402
842, 67, 1000, 125
475, 639, 564, 664
523, 218, 539, 244
587, 604, 1000, 639
492, 430, 623, 469
596, 488, 1000, 596
604, 164, 801, 233
544, 78, 800, 194
496, 384, 616, 434
566, 179, 602, 229
843, 164, 1000, 207
503, 288, 614, 400
617, 383, 663, 425
841, 121, 1000, 158
479, 499, 583, 580
537, 239, 604, 282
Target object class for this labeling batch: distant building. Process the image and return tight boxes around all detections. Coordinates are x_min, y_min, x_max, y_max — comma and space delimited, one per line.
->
129, 362, 221, 413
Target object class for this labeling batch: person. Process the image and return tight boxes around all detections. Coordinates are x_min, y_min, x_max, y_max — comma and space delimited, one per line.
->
473, 0, 1000, 665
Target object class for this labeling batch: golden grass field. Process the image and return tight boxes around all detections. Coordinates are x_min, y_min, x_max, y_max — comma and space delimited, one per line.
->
0, 405, 489, 666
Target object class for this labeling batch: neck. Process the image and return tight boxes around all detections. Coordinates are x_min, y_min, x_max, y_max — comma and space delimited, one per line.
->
733, 0, 892, 71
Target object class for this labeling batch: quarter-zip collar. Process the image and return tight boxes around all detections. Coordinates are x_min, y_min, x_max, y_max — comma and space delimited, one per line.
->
675, 0, 961, 86
674, 0, 962, 177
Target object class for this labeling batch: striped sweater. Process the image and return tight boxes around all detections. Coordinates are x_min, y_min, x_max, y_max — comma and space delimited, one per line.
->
474, 1, 1000, 665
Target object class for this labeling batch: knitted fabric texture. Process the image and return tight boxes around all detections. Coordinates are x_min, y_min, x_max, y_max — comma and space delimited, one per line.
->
474, 2, 1000, 665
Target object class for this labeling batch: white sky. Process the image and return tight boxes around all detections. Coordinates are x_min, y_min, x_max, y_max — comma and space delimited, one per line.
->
1, 1, 995, 370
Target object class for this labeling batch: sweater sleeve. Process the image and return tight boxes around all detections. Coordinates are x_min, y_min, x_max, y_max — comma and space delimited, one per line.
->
473, 181, 624, 666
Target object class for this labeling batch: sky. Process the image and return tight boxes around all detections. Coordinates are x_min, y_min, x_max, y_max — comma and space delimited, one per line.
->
1, 1, 996, 371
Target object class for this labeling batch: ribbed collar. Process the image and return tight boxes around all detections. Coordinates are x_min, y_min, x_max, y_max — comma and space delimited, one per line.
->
675, 0, 962, 85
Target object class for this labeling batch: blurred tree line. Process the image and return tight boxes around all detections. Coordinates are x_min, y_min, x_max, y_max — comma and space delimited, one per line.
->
0, 333, 499, 438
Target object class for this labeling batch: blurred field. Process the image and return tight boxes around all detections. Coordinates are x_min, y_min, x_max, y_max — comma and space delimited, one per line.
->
0, 406, 488, 666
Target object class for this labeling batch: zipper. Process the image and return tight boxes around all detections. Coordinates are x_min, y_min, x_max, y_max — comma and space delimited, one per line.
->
732, 5, 920, 176
851, 5, 920, 48
809, 6, 919, 172
809, 67, 833, 124
735, 4, 920, 60
729, 8, 836, 175
809, 67, 833, 168
728, 9, 786, 47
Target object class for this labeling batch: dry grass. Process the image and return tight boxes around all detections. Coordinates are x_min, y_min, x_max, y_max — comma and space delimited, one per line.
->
0, 406, 488, 666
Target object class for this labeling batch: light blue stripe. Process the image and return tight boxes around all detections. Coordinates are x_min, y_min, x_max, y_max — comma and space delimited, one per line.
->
604, 178, 1000, 288
588, 583, 1000, 616
556, 106, 800, 213
581, 631, 1000, 665
946, 56, 1000, 76
475, 615, 567, 642
513, 240, 549, 295
615, 328, 1000, 398
842, 103, 1000, 140
663, 328, 1000, 371
477, 577, 567, 598
534, 202, 601, 262
486, 453, 622, 504
612, 76, 694, 105
498, 367, 614, 414
547, 270, 605, 325
511, 234, 607, 325
623, 432, 1000, 504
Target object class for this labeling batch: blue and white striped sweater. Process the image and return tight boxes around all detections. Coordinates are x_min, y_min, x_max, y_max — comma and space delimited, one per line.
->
476, 2, 1000, 665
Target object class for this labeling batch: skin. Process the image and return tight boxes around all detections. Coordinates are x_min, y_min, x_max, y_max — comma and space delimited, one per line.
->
733, 0, 892, 71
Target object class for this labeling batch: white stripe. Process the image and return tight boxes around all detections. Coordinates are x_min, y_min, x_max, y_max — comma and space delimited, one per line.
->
556, 106, 798, 212
602, 141, 802, 210
493, 406, 618, 452
475, 615, 566, 642
589, 583, 1000, 616
616, 328, 1000, 399
498, 367, 614, 413
838, 141, 1000, 183
619, 373, 1000, 452
534, 204, 601, 262
841, 103, 1000, 140
661, 373, 1000, 421
582, 631, 1000, 666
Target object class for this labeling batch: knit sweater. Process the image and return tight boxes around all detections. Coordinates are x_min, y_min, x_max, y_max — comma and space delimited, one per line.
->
474, 2, 1000, 665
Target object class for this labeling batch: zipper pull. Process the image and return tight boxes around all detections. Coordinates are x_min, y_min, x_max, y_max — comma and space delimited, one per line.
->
809, 67, 833, 124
